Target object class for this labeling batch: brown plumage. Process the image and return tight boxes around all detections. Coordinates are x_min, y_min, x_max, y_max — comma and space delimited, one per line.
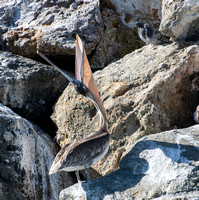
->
38, 35, 110, 182
49, 130, 110, 175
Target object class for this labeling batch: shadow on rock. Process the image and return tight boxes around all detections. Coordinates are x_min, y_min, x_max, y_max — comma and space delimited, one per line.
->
80, 132, 199, 198
60, 127, 199, 199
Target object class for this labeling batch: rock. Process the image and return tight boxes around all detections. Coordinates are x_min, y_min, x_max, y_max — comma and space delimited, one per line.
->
1, 0, 102, 57
0, 51, 68, 135
193, 105, 199, 123
160, 0, 199, 41
0, 104, 75, 200
0, 0, 143, 69
90, 7, 142, 68
51, 43, 199, 177
59, 125, 199, 199
108, 0, 162, 29
0, 180, 28, 200
75, 0, 93, 4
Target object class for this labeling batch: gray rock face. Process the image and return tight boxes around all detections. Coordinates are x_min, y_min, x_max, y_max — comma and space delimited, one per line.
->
109, 0, 199, 42
0, 181, 28, 200
0, 0, 142, 69
51, 43, 199, 177
160, 0, 199, 41
90, 7, 142, 68
0, 51, 67, 134
0, 104, 74, 200
1, 0, 102, 57
109, 0, 162, 28
59, 125, 199, 199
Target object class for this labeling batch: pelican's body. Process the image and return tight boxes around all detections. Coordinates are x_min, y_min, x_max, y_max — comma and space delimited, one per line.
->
49, 129, 110, 174
49, 92, 110, 180
38, 35, 110, 181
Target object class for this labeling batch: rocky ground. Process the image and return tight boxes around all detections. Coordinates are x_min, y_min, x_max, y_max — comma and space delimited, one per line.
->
0, 0, 199, 200
60, 126, 199, 200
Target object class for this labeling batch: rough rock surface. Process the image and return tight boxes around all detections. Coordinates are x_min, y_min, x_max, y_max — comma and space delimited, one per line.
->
109, 0, 162, 28
0, 104, 75, 200
0, 0, 141, 69
1, 0, 102, 57
0, 181, 28, 200
51, 43, 199, 177
59, 125, 199, 200
160, 0, 199, 41
0, 51, 68, 135
90, 7, 142, 68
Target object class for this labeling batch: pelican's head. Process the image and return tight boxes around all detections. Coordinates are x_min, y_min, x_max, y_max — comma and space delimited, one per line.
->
72, 79, 87, 97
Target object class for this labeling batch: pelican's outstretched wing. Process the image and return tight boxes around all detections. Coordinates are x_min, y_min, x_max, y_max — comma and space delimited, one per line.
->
75, 35, 107, 121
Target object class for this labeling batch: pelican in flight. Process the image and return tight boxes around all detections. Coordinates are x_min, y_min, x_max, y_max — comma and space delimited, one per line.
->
38, 35, 110, 182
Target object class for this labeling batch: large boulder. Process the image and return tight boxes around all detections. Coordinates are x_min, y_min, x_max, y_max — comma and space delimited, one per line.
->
59, 125, 199, 199
160, 0, 199, 41
0, 51, 67, 135
51, 43, 199, 177
1, 0, 102, 57
0, 104, 75, 200
90, 7, 142, 68
0, 0, 141, 69
0, 181, 28, 200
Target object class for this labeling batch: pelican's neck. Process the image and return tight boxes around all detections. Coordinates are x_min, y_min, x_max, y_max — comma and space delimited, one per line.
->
92, 100, 108, 132
98, 108, 108, 131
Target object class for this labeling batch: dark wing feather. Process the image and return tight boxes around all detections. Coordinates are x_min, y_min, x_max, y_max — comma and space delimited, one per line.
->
138, 28, 148, 44
154, 30, 164, 40
145, 26, 153, 38
154, 30, 170, 44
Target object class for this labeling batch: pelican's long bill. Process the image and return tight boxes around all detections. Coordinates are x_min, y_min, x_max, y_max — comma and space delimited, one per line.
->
37, 51, 74, 83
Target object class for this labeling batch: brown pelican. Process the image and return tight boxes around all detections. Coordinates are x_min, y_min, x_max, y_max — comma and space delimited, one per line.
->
38, 35, 110, 182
